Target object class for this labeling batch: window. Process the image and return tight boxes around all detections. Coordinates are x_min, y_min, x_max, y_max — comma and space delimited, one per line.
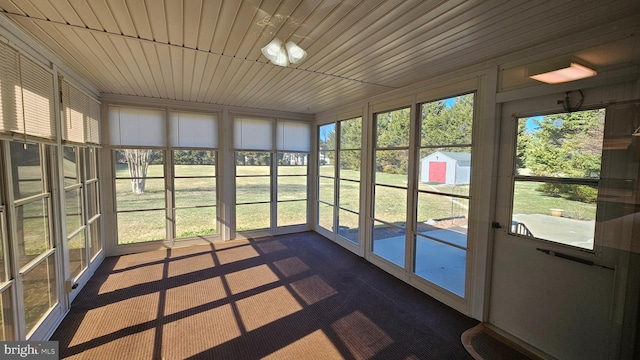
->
317, 118, 362, 243
317, 123, 336, 232
277, 121, 310, 227
415, 93, 474, 297
63, 146, 85, 279
511, 109, 605, 250
372, 107, 411, 267
9, 142, 57, 334
236, 152, 271, 231
170, 111, 218, 239
114, 149, 165, 243
337, 118, 362, 243
85, 147, 101, 259
173, 150, 217, 238
0, 171, 13, 340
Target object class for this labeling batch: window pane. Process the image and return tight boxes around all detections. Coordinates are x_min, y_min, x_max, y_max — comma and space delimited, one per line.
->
65, 188, 83, 236
318, 177, 334, 205
236, 203, 270, 231
375, 150, 408, 187
415, 234, 466, 297
340, 118, 361, 149
338, 179, 359, 213
516, 109, 604, 179
63, 146, 78, 187
319, 123, 336, 150
417, 192, 469, 235
114, 149, 164, 178
10, 142, 43, 199
68, 231, 86, 279
0, 212, 6, 282
236, 176, 270, 203
317, 202, 333, 232
374, 185, 407, 227
278, 200, 307, 227
339, 150, 360, 181
235, 152, 270, 175
86, 182, 99, 219
89, 218, 102, 259
16, 199, 50, 269
338, 209, 359, 244
84, 147, 98, 180
278, 176, 307, 201
23, 254, 57, 334
372, 220, 405, 268
117, 210, 165, 244
277, 153, 308, 173
174, 150, 216, 176
175, 178, 216, 208
116, 179, 165, 211
376, 108, 411, 148
418, 147, 471, 196
0, 289, 14, 340
318, 151, 335, 177
421, 94, 474, 147
511, 181, 596, 250
175, 207, 216, 238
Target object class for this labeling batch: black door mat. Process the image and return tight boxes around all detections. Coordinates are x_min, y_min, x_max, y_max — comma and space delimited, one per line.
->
461, 324, 540, 360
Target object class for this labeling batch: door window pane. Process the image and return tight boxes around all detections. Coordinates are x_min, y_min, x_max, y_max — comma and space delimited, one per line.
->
68, 231, 86, 279
22, 255, 57, 334
0, 289, 13, 340
65, 188, 83, 236
317, 202, 333, 232
338, 209, 359, 243
512, 109, 604, 250
415, 234, 466, 297
16, 199, 50, 269
372, 220, 405, 268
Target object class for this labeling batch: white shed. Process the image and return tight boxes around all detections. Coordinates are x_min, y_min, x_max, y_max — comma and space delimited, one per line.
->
420, 152, 471, 185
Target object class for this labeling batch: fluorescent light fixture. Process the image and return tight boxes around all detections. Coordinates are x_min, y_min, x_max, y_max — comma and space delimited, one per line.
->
285, 41, 307, 64
528, 61, 597, 84
261, 39, 307, 67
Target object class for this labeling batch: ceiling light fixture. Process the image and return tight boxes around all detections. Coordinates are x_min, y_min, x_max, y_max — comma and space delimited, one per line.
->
261, 39, 307, 67
528, 60, 597, 84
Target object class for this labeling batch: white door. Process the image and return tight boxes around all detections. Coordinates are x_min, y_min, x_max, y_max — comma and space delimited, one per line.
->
489, 93, 639, 359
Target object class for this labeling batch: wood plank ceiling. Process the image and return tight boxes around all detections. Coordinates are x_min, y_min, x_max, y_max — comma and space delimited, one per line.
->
0, 0, 637, 114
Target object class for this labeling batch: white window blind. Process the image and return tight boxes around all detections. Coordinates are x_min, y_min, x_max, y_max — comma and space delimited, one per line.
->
86, 97, 101, 145
234, 117, 272, 150
0, 42, 21, 133
109, 106, 165, 146
61, 80, 87, 143
170, 111, 218, 148
16, 55, 56, 139
277, 120, 310, 152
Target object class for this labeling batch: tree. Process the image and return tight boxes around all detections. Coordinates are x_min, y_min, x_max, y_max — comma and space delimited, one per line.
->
522, 109, 604, 202
123, 149, 161, 194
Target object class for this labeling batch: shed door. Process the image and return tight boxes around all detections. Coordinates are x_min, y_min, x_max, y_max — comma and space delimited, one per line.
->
429, 161, 446, 183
